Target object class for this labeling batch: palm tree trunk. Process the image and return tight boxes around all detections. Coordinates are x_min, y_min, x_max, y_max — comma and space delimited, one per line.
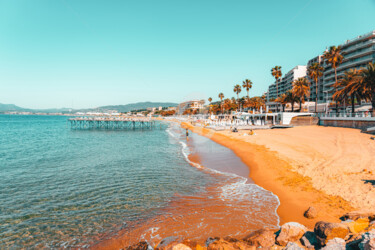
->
315, 78, 318, 113
334, 67, 338, 114
299, 100, 302, 112
247, 90, 249, 99
237, 94, 240, 112
351, 95, 355, 116
291, 101, 294, 112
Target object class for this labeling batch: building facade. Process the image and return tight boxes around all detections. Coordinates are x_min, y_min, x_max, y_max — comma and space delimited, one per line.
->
307, 55, 325, 103
177, 100, 205, 114
323, 30, 375, 103
267, 65, 307, 100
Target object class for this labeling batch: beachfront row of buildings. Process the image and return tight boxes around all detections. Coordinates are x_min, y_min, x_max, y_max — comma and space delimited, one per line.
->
266, 30, 375, 109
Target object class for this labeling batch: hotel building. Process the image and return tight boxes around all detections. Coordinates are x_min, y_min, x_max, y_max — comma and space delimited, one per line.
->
267, 65, 307, 101
323, 30, 375, 103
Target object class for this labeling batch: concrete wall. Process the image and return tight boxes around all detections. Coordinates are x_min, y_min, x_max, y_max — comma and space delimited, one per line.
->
280, 112, 313, 125
319, 117, 375, 130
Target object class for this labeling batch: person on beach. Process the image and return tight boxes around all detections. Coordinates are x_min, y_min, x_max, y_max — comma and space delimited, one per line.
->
186, 128, 189, 141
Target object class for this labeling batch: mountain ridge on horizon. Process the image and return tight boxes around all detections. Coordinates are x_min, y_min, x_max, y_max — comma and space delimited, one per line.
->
0, 101, 178, 113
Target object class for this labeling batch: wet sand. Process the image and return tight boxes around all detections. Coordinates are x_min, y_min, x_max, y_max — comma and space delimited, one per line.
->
181, 123, 359, 229
93, 125, 279, 249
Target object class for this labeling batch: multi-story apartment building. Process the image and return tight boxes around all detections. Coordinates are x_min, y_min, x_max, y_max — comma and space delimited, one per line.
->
307, 55, 325, 103
323, 30, 375, 103
267, 65, 307, 100
177, 100, 205, 114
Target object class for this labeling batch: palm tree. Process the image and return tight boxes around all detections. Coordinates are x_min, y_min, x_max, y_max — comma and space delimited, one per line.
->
323, 46, 343, 113
333, 69, 364, 115
285, 90, 298, 112
271, 66, 282, 97
218, 93, 224, 114
307, 62, 324, 113
208, 97, 212, 114
275, 93, 288, 112
242, 79, 253, 99
361, 62, 375, 116
292, 77, 311, 112
233, 84, 242, 111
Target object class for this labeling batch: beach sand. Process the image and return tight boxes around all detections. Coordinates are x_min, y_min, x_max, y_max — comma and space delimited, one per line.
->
182, 123, 375, 229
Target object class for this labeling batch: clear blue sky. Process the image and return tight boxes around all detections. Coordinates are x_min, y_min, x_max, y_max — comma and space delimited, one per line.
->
1, 0, 374, 109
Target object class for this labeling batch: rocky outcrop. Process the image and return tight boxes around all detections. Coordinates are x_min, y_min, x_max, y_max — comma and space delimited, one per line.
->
276, 222, 307, 246
342, 211, 375, 221
126, 241, 152, 250
359, 229, 375, 250
304, 207, 317, 219
320, 238, 346, 250
342, 218, 370, 234
314, 221, 349, 246
126, 211, 375, 250
242, 228, 276, 248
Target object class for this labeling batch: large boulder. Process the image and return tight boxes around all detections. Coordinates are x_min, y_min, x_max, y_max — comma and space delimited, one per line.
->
243, 228, 276, 248
126, 241, 153, 250
283, 242, 304, 249
342, 218, 370, 234
304, 207, 318, 219
320, 238, 346, 250
276, 222, 307, 246
171, 244, 192, 250
359, 229, 375, 250
314, 221, 349, 246
342, 211, 375, 221
207, 238, 253, 250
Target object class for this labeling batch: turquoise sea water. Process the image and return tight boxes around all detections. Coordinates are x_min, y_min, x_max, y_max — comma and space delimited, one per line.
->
0, 115, 216, 248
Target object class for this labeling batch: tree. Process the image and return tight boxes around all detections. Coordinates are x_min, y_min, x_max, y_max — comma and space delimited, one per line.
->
233, 84, 242, 111
292, 77, 311, 112
307, 62, 324, 113
323, 46, 343, 113
285, 90, 298, 112
218, 92, 224, 114
333, 69, 364, 115
242, 79, 253, 99
271, 66, 282, 97
275, 93, 288, 112
361, 62, 375, 116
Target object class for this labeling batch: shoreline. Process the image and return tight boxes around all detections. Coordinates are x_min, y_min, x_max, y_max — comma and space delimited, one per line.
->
181, 122, 356, 229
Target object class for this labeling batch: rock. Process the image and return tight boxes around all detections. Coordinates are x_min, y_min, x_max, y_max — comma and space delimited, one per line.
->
342, 211, 375, 221
366, 221, 375, 231
243, 228, 276, 248
300, 235, 314, 249
276, 222, 307, 246
359, 229, 375, 250
206, 238, 236, 250
304, 207, 317, 219
342, 218, 370, 234
320, 238, 346, 250
283, 242, 303, 249
207, 237, 255, 250
126, 241, 152, 250
314, 221, 349, 247
156, 236, 180, 249
171, 244, 192, 250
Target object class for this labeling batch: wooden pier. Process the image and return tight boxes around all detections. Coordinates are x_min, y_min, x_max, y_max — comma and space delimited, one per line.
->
68, 117, 156, 130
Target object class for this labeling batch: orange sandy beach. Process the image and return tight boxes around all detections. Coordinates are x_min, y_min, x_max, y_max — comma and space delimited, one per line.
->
182, 123, 375, 229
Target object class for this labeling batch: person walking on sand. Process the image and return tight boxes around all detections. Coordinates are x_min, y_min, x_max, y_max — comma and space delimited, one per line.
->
186, 128, 189, 141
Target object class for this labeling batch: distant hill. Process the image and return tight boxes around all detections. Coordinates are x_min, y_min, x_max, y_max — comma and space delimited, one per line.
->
0, 102, 178, 113
0, 103, 32, 112
91, 102, 178, 112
